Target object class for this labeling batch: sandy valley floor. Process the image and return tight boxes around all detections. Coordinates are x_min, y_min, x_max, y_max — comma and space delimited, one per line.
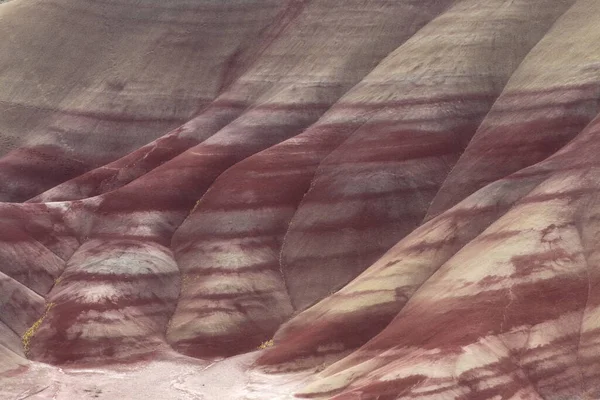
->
1, 351, 312, 400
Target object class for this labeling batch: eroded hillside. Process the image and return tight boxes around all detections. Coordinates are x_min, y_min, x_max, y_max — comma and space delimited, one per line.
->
2, 1, 600, 399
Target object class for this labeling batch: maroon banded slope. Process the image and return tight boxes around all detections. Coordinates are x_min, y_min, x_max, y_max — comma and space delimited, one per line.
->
258, 0, 600, 370
0, 321, 28, 375
0, 0, 285, 201
426, 0, 600, 219
4, 0, 460, 364
0, 273, 43, 374
30, 0, 453, 204
165, 0, 575, 359
4, 0, 600, 399
292, 112, 600, 399
0, 200, 79, 372
279, 0, 575, 311
164, 0, 462, 358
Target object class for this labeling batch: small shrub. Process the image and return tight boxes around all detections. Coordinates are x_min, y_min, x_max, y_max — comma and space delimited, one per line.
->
258, 339, 274, 350
22, 302, 54, 355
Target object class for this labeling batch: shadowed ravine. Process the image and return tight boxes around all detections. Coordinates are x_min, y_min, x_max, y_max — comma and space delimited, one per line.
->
3, 0, 600, 399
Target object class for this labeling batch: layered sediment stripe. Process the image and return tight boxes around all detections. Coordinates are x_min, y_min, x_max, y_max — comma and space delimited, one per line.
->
165, 0, 465, 357
16, 0, 459, 363
321, 322, 586, 399
2, 202, 82, 261
293, 107, 600, 397
325, 332, 577, 399
283, 114, 600, 377
259, 0, 600, 369
29, 99, 262, 202
0, 321, 28, 375
21, 102, 354, 361
0, 0, 287, 201
280, 0, 576, 311
573, 174, 600, 395
165, 119, 373, 357
0, 201, 82, 365
165, 0, 577, 360
28, 0, 454, 203
0, 223, 64, 295
0, 273, 45, 336
28, 239, 179, 364
295, 164, 600, 399
427, 0, 600, 219
256, 168, 565, 367
257, 140, 595, 369
4, 8, 600, 397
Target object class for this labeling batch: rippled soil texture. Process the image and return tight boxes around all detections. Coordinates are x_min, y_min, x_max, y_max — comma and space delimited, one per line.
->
3, 0, 600, 399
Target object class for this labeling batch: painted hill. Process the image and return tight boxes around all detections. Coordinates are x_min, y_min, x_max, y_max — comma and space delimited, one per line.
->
2, 0, 600, 399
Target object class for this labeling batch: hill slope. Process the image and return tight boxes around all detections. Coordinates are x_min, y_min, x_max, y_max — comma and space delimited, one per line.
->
2, 1, 600, 399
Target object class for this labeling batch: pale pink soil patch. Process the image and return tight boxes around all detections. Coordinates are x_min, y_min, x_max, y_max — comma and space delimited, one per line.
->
1, 350, 311, 400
